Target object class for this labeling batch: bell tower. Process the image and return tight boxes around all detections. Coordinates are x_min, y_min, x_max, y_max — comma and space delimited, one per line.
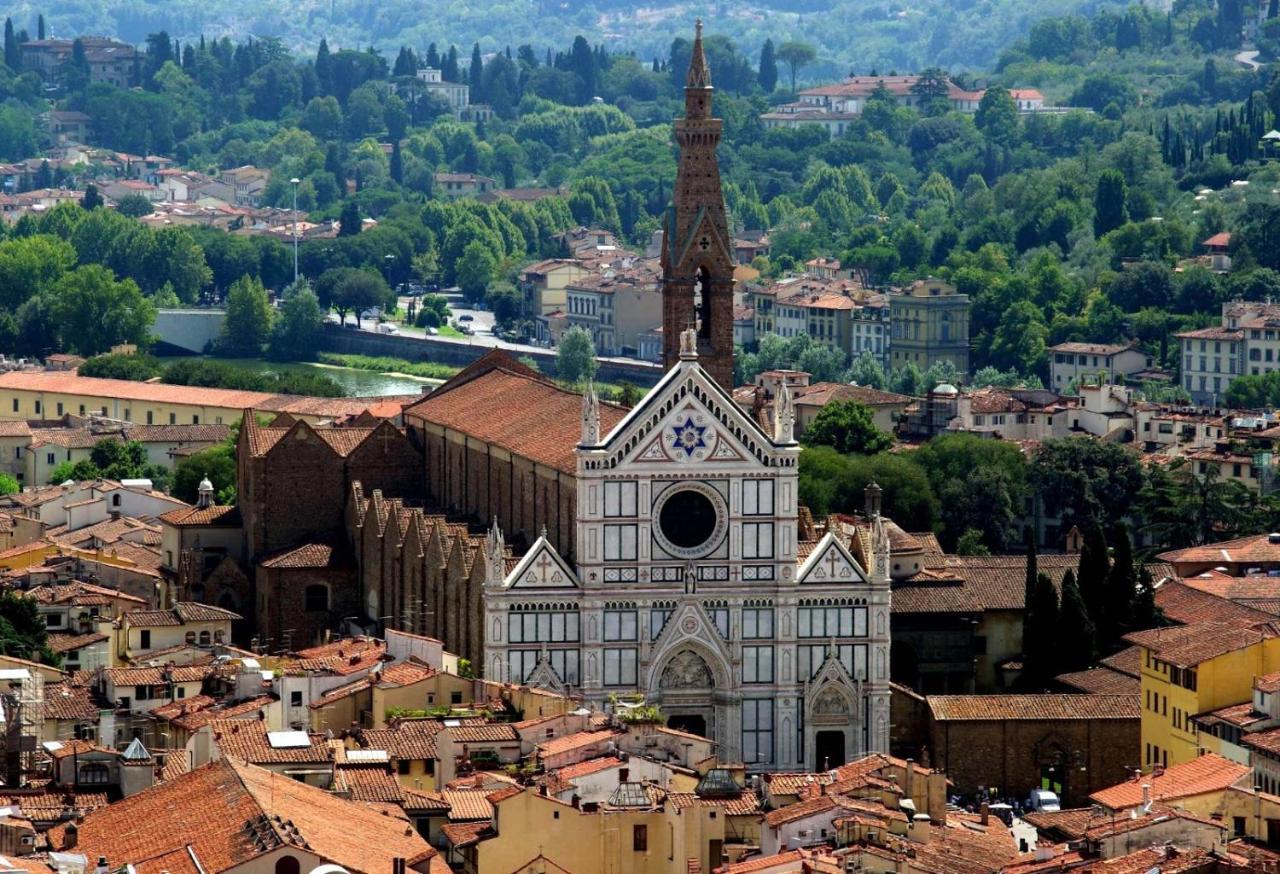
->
661, 20, 735, 390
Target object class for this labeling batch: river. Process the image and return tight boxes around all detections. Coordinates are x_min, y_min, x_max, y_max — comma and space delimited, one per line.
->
158, 357, 440, 398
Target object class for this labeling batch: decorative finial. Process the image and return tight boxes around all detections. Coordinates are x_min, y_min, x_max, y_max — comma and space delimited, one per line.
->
540, 523, 548, 540
775, 380, 795, 444
581, 380, 600, 446
679, 327, 698, 360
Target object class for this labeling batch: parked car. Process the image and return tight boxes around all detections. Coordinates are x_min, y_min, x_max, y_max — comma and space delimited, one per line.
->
375, 323, 399, 334
458, 314, 474, 322
1027, 789, 1060, 813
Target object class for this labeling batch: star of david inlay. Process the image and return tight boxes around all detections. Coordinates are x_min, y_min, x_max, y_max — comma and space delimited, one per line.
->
670, 417, 708, 457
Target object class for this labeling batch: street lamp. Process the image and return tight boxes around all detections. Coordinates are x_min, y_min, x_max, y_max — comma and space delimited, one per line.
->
290, 177, 301, 287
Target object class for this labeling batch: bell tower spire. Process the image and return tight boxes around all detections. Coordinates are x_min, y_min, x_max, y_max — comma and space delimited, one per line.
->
661, 20, 734, 391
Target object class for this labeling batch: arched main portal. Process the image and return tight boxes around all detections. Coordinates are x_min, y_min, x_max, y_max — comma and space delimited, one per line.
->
648, 643, 737, 760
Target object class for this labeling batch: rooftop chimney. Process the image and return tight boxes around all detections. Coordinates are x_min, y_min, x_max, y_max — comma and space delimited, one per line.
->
61, 821, 77, 850
979, 801, 989, 826
1141, 783, 1152, 807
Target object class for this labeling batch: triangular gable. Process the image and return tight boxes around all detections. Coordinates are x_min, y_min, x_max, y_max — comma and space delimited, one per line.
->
596, 358, 778, 469
504, 536, 580, 589
524, 649, 567, 695
649, 598, 733, 682
675, 205, 732, 270
797, 531, 870, 586
269, 418, 340, 458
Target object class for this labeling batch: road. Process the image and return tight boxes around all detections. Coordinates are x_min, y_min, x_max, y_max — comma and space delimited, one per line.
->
326, 296, 658, 369
1235, 49, 1262, 71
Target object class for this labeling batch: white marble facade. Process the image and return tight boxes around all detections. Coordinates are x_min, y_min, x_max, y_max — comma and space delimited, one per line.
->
482, 333, 891, 770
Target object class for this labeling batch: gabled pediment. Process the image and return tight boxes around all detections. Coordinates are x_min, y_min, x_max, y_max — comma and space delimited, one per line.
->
797, 531, 871, 586
674, 206, 733, 272
504, 536, 580, 589
595, 362, 781, 469
525, 650, 567, 695
649, 598, 733, 685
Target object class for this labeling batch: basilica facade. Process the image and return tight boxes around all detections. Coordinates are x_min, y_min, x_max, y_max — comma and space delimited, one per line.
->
478, 24, 892, 770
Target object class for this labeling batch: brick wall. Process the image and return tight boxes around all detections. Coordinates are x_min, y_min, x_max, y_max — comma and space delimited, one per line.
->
927, 716, 1139, 806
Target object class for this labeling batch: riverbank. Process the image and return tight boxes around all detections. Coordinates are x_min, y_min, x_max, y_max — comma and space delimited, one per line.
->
316, 353, 460, 381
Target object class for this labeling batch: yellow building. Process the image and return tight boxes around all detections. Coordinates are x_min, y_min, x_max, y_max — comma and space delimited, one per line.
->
888, 278, 970, 378
520, 258, 588, 317
0, 370, 399, 427
1127, 621, 1280, 767
456, 785, 725, 874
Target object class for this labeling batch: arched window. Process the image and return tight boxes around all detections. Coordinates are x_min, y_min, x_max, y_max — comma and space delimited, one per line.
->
695, 266, 712, 340
184, 631, 196, 644
274, 856, 300, 874
214, 630, 224, 644
304, 585, 328, 613
198, 631, 211, 645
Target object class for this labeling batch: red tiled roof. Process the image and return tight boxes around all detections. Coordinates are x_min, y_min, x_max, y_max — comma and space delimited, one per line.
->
1125, 621, 1273, 667
1156, 533, 1280, 566
210, 719, 332, 764
536, 728, 618, 757
1154, 579, 1277, 627
1089, 753, 1250, 809
45, 758, 438, 873
1055, 666, 1141, 695
44, 681, 108, 720
335, 763, 405, 803
404, 352, 627, 474
105, 665, 216, 685
927, 694, 1139, 721
258, 540, 345, 569
442, 788, 495, 821
158, 504, 241, 527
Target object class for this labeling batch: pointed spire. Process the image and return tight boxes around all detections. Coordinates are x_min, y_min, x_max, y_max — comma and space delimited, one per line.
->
686, 19, 711, 90
581, 380, 600, 445
484, 518, 506, 588
775, 380, 795, 444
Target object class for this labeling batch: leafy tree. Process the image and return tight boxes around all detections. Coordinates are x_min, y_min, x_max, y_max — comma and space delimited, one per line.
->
485, 281, 522, 328
955, 529, 990, 556
218, 275, 273, 357
1093, 169, 1128, 238
0, 472, 17, 495
975, 86, 1018, 145
557, 325, 598, 384
776, 41, 816, 92
79, 353, 164, 381
0, 589, 58, 666
172, 443, 236, 504
116, 195, 155, 218
1029, 438, 1143, 530
758, 39, 778, 93
269, 281, 325, 362
47, 266, 155, 356
456, 239, 498, 303
802, 400, 892, 455
1056, 570, 1096, 673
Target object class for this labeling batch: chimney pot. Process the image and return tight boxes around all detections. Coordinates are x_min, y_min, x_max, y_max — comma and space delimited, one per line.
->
979, 801, 989, 826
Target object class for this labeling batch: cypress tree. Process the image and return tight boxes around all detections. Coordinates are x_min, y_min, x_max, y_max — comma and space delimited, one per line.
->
758, 39, 778, 93
1101, 523, 1136, 649
1024, 572, 1061, 688
1076, 521, 1111, 620
426, 43, 440, 69
1057, 570, 1097, 673
1093, 169, 1128, 238
469, 42, 483, 95
36, 14, 44, 41
338, 200, 361, 237
443, 46, 459, 82
4, 19, 18, 71
1023, 527, 1038, 622
1271, 0, 1279, 19
389, 141, 403, 185
315, 38, 332, 95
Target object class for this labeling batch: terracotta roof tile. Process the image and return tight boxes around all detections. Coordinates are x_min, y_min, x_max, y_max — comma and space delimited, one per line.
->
45, 758, 438, 872
105, 664, 216, 685
1055, 666, 1141, 695
441, 820, 492, 848
210, 719, 332, 764
928, 694, 1139, 721
1154, 579, 1278, 627
46, 630, 109, 654
450, 724, 520, 744
359, 719, 445, 761
1124, 621, 1273, 668
536, 728, 617, 757
1089, 753, 1250, 809
258, 540, 346, 569
158, 504, 242, 527
44, 681, 109, 720
404, 354, 627, 474
442, 788, 495, 821
335, 763, 405, 803
1157, 533, 1280, 566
